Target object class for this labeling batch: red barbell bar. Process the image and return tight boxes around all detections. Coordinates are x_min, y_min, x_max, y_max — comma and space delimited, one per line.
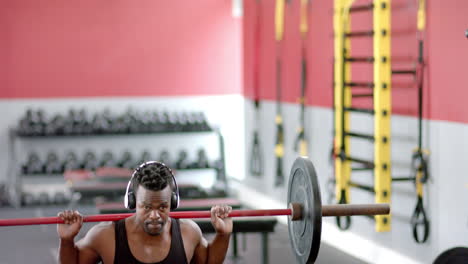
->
0, 203, 389, 227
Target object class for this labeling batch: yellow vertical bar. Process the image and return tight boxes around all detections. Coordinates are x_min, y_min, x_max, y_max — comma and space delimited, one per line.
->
275, 0, 286, 41
334, 0, 352, 204
373, 0, 392, 232
298, 0, 308, 157
417, 0, 426, 31
300, 0, 308, 37
343, 0, 353, 204
333, 0, 344, 203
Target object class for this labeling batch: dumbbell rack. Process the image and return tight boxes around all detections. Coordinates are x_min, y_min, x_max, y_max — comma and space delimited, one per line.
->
333, 0, 392, 232
7, 126, 228, 208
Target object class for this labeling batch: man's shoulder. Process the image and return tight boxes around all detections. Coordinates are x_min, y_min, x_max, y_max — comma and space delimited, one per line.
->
76, 221, 115, 250
87, 221, 115, 238
178, 219, 202, 236
177, 219, 204, 248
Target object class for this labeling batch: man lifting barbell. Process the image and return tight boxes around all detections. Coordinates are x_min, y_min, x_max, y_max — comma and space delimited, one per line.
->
57, 161, 233, 264
0, 157, 390, 264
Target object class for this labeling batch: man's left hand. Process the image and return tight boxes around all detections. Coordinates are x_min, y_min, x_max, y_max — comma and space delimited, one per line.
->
210, 205, 233, 235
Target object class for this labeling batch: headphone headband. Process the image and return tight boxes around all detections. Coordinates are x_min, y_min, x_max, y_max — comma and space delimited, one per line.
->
125, 160, 179, 210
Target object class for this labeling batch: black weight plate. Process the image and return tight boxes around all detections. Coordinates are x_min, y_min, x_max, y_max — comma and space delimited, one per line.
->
434, 247, 468, 264
287, 157, 322, 264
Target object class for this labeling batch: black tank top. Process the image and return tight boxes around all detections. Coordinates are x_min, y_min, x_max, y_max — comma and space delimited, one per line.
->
113, 218, 188, 264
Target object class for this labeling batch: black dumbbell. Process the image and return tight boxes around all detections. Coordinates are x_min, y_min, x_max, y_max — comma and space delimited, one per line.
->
177, 112, 190, 131
53, 192, 68, 205
133, 150, 152, 167
179, 186, 208, 199
104, 109, 117, 134
25, 109, 45, 136
91, 113, 107, 134
185, 112, 198, 132
17, 109, 34, 136
0, 184, 7, 207
18, 119, 31, 136
141, 150, 152, 162
45, 114, 66, 136
22, 192, 37, 206
168, 112, 182, 132
101, 109, 118, 134
77, 109, 92, 134
101, 151, 117, 167
37, 192, 49, 206
194, 112, 211, 131
148, 110, 160, 133
190, 112, 203, 131
91, 109, 113, 134
136, 110, 152, 133
19, 109, 46, 136
147, 111, 159, 132
111, 112, 130, 134
158, 111, 171, 132
22, 152, 44, 174
184, 112, 198, 131
172, 112, 184, 132
193, 149, 210, 169
44, 152, 63, 174
34, 109, 47, 136
119, 151, 134, 169
158, 150, 172, 167
63, 109, 78, 135
68, 108, 90, 135
62, 152, 81, 171
128, 109, 144, 134
43, 113, 54, 136
175, 150, 190, 170
127, 109, 140, 133
147, 111, 163, 133
121, 108, 138, 134
82, 151, 100, 170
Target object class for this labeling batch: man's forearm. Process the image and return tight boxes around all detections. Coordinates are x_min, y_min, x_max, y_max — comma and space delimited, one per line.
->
207, 233, 231, 264
59, 239, 78, 264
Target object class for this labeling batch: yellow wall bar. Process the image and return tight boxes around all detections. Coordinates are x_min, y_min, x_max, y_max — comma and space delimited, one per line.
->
373, 0, 392, 232
334, 0, 353, 205
275, 0, 286, 41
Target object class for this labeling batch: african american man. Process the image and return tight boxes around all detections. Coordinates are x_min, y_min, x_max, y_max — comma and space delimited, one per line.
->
57, 162, 232, 264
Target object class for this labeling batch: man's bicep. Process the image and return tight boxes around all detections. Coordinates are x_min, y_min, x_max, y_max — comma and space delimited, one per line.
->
191, 236, 208, 264
76, 238, 101, 264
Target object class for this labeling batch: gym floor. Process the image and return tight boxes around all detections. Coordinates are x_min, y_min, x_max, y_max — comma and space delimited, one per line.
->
0, 205, 366, 264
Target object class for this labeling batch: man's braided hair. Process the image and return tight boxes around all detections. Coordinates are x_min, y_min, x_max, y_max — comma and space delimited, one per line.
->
132, 162, 174, 193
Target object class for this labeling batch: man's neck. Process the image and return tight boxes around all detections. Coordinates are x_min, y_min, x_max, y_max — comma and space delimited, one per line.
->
126, 217, 172, 243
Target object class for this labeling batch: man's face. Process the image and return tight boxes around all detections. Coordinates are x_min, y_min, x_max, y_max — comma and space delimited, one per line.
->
135, 185, 172, 236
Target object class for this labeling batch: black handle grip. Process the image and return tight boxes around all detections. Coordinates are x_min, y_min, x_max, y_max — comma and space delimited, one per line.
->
411, 196, 430, 243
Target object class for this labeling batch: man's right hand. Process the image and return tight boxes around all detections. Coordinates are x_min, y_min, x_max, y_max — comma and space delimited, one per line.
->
57, 210, 83, 241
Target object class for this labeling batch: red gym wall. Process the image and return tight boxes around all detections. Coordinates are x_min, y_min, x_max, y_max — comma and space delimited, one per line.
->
2, 0, 468, 123
243, 0, 468, 124
0, 0, 242, 98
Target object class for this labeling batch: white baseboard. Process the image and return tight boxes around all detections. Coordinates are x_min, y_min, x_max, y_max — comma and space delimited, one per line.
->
229, 180, 422, 264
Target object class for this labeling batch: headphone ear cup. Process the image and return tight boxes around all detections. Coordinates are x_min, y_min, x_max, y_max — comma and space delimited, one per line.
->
124, 189, 136, 210
170, 173, 179, 210
171, 191, 179, 210
126, 191, 136, 210
125, 177, 136, 210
